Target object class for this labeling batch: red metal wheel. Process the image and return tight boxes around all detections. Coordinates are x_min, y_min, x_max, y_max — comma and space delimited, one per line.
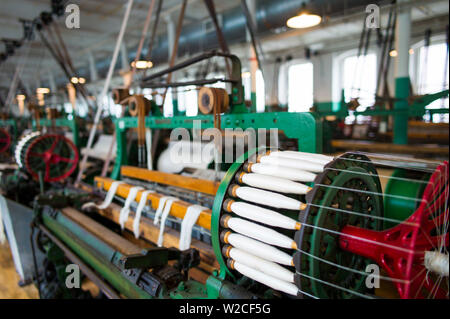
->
0, 128, 11, 153
24, 134, 79, 182
340, 162, 449, 298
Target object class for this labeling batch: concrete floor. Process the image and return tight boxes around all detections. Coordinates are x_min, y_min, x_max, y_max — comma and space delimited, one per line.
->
0, 242, 38, 299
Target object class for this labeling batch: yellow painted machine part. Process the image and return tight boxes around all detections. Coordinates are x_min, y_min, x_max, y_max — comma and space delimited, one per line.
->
94, 176, 212, 230
121, 166, 220, 196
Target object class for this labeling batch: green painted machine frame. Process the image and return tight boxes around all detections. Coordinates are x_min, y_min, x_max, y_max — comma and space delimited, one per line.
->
37, 204, 211, 299
315, 89, 449, 119
36, 197, 261, 299
315, 88, 449, 145
39, 208, 153, 298
32, 117, 80, 150
111, 112, 323, 179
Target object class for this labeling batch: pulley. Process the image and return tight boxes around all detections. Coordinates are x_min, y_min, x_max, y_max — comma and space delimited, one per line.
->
198, 87, 229, 115
112, 88, 131, 105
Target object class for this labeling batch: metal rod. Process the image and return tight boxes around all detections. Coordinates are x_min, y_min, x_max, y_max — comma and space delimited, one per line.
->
76, 0, 134, 186
141, 51, 239, 83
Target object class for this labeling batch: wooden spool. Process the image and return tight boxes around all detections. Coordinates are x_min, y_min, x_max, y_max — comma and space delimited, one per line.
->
112, 88, 131, 105
198, 87, 229, 115
127, 95, 151, 117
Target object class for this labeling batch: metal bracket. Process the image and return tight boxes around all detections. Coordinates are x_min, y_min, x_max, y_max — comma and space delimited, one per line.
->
120, 247, 169, 270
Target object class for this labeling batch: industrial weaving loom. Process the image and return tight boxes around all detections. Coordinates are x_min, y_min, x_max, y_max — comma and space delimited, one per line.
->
25, 141, 448, 299
0, 44, 447, 299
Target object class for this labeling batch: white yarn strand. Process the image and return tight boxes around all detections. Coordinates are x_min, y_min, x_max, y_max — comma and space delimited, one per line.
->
156, 198, 177, 247
132, 190, 155, 238
81, 181, 125, 210
119, 186, 143, 229
179, 205, 206, 250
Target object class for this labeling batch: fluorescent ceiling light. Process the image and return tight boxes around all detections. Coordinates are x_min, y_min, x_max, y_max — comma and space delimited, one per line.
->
287, 13, 322, 29
131, 60, 153, 69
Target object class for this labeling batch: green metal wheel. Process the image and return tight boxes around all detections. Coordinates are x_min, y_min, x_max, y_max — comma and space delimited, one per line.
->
295, 153, 384, 299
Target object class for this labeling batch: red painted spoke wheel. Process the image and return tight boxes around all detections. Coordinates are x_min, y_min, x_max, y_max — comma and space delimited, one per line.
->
24, 134, 79, 182
0, 128, 11, 153
340, 162, 449, 299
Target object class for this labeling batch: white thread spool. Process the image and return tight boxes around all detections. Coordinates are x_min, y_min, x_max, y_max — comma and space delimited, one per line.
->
230, 185, 306, 210
258, 154, 324, 173
224, 247, 295, 283
229, 260, 298, 296
224, 200, 301, 230
269, 150, 333, 166
247, 162, 316, 182
223, 233, 294, 266
238, 172, 311, 195
222, 216, 297, 249
425, 251, 449, 277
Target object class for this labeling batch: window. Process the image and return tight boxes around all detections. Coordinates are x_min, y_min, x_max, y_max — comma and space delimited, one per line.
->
242, 71, 251, 101
151, 89, 173, 117
178, 85, 198, 116
256, 69, 265, 113
416, 43, 449, 123
163, 89, 174, 117
240, 70, 265, 112
288, 62, 313, 112
342, 53, 377, 109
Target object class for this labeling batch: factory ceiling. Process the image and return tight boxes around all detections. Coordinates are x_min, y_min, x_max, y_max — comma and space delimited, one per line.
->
0, 0, 448, 94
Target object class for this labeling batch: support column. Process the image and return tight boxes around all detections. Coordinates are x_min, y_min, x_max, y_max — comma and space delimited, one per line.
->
120, 44, 132, 87
246, 0, 258, 112
165, 15, 176, 58
88, 51, 98, 82
165, 14, 177, 115
314, 53, 334, 113
120, 43, 129, 71
48, 71, 57, 107
393, 0, 411, 145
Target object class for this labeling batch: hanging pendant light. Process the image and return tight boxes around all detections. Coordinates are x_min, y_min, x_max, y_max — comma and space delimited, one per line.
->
287, 2, 322, 29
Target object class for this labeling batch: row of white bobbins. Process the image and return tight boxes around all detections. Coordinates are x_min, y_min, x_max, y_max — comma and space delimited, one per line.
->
219, 150, 334, 296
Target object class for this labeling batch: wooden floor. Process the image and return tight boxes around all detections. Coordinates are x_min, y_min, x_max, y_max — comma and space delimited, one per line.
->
0, 242, 39, 299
